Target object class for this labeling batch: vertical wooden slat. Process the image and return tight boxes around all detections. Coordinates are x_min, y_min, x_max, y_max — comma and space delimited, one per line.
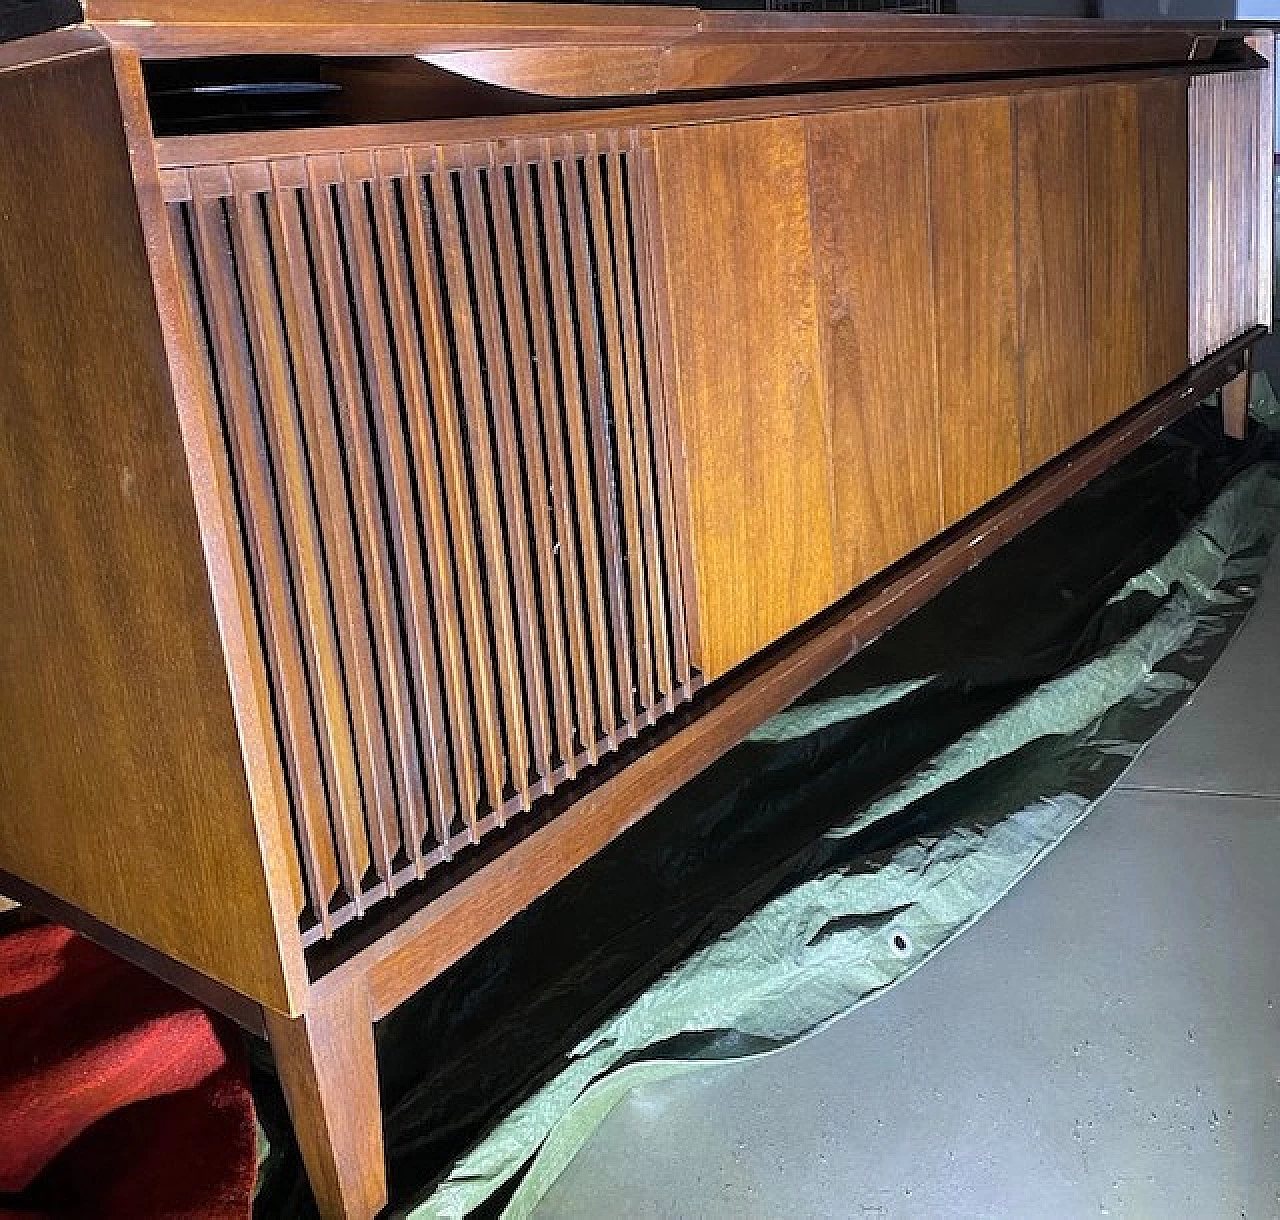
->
403, 146, 499, 840
307, 152, 428, 902
460, 142, 550, 805
537, 137, 618, 751
560, 134, 637, 734
630, 129, 697, 689
584, 133, 657, 728
437, 149, 532, 821
512, 147, 599, 767
186, 169, 341, 929
341, 149, 457, 877
488, 146, 579, 775
371, 146, 470, 856
224, 166, 377, 903
605, 133, 674, 713
264, 160, 406, 898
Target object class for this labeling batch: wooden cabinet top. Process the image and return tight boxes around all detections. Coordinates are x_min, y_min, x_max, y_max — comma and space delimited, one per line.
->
43, 2, 1270, 96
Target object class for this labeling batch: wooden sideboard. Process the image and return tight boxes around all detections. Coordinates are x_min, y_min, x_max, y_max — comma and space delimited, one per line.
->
0, 6, 1273, 1216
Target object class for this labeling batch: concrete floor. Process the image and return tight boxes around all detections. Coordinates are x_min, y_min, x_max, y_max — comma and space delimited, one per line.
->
535, 554, 1280, 1218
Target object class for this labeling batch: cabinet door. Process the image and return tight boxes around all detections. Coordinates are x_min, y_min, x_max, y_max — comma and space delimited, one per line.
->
1087, 82, 1148, 429
926, 96, 1022, 525
653, 118, 836, 680
808, 105, 945, 592
1017, 87, 1092, 471
1140, 77, 1190, 394
1088, 80, 1190, 429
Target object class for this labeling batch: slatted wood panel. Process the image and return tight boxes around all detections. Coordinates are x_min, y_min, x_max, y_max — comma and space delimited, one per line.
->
162, 130, 698, 943
1190, 69, 1268, 365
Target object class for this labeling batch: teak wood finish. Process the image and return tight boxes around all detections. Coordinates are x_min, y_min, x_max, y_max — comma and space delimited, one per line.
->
0, 7, 1274, 1217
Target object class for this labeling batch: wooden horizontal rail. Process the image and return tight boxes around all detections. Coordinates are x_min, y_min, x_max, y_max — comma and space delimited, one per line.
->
307, 329, 1261, 1019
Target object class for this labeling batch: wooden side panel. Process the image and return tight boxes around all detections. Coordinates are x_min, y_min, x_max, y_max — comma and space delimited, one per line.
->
1139, 76, 1190, 398
1016, 87, 1092, 472
927, 96, 1022, 523
0, 42, 294, 1009
653, 118, 835, 680
1087, 83, 1147, 429
807, 106, 944, 591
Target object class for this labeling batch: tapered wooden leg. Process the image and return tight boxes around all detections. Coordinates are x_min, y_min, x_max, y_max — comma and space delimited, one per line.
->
264, 975, 387, 1220
1222, 359, 1252, 440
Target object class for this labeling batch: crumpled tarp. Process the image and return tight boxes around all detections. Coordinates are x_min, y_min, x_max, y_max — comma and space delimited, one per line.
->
252, 378, 1280, 1220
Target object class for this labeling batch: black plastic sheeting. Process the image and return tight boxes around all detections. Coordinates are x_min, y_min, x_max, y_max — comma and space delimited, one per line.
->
250, 404, 1280, 1219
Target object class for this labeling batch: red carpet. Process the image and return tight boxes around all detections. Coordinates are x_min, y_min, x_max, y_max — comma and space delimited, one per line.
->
0, 922, 257, 1219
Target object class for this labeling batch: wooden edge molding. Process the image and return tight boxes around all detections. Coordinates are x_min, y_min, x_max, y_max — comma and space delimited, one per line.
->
309, 329, 1260, 1021
0, 868, 268, 1037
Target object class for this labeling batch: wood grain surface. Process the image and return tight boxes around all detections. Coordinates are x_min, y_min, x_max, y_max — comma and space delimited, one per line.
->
1016, 87, 1092, 471
0, 41, 294, 1011
926, 95, 1022, 523
265, 976, 386, 1219
654, 117, 836, 680
1139, 76, 1190, 398
808, 105, 944, 591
